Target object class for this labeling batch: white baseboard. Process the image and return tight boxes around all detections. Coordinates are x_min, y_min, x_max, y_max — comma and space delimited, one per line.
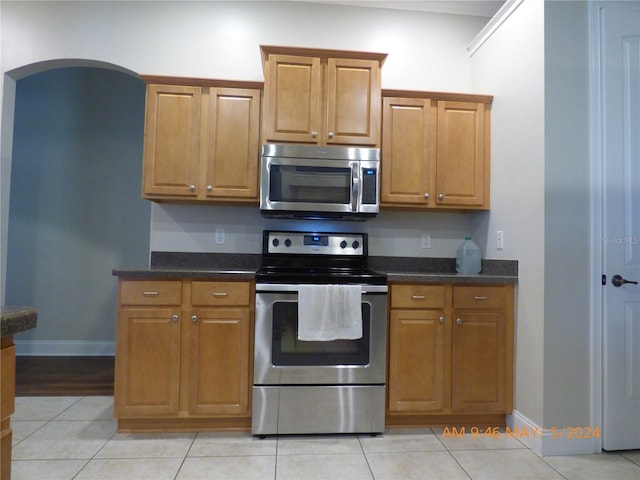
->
508, 410, 599, 456
14, 340, 115, 356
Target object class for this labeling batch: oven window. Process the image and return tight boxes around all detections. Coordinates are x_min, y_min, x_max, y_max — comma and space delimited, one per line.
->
271, 302, 370, 366
269, 165, 351, 204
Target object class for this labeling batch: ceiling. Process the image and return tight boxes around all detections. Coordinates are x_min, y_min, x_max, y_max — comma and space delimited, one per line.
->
304, 1, 506, 18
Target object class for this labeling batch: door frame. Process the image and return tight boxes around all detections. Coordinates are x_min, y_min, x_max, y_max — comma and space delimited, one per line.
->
589, 0, 605, 454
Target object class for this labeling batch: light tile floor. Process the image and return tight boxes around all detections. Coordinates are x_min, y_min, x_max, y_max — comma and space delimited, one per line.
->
9, 396, 640, 480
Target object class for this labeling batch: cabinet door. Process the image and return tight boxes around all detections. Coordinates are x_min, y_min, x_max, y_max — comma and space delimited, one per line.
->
142, 85, 201, 197
388, 309, 449, 412
381, 98, 434, 205
204, 88, 261, 200
187, 307, 251, 416
114, 308, 181, 417
436, 101, 488, 208
326, 58, 381, 146
451, 311, 506, 413
263, 54, 322, 144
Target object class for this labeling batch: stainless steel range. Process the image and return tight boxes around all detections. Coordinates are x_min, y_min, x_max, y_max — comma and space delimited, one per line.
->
252, 230, 388, 436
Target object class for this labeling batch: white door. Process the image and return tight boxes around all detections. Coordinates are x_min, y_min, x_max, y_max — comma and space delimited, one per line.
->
601, 1, 640, 451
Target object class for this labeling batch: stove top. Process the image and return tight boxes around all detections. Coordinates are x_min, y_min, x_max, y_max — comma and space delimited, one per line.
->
257, 230, 387, 285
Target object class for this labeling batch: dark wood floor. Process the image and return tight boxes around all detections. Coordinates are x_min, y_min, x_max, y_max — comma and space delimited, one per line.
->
15, 356, 115, 396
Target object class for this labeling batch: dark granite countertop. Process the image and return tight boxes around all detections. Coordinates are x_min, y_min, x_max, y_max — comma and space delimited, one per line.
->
113, 252, 518, 285
1, 306, 38, 337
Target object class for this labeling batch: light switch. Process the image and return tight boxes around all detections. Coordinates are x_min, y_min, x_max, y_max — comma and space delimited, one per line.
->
497, 230, 504, 250
421, 233, 431, 249
215, 228, 225, 245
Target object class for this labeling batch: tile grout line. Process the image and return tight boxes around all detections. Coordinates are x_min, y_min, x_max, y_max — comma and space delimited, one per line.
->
356, 434, 376, 480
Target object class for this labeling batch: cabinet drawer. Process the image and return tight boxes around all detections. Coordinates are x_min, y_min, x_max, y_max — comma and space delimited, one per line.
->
191, 281, 251, 306
119, 280, 182, 306
391, 285, 446, 309
453, 286, 506, 309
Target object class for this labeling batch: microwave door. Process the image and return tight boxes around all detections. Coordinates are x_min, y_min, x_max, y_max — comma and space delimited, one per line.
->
263, 160, 353, 213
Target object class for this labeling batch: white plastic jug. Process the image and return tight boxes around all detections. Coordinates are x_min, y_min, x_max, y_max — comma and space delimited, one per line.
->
456, 237, 482, 274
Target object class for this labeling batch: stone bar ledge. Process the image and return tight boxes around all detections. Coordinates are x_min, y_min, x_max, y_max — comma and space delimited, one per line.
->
1, 306, 38, 338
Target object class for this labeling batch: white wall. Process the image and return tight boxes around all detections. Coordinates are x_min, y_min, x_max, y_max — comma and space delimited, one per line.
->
543, 0, 591, 435
470, 0, 546, 427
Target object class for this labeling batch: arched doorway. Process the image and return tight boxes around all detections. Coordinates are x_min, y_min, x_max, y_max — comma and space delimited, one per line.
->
4, 60, 150, 355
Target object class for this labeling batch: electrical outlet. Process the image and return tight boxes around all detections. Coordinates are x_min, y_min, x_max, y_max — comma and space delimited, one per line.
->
215, 228, 225, 245
497, 230, 504, 250
421, 233, 431, 249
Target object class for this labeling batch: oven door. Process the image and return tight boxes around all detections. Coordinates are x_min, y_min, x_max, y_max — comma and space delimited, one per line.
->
254, 284, 388, 386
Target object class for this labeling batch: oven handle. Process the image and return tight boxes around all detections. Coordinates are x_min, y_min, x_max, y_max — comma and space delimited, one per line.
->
256, 283, 388, 294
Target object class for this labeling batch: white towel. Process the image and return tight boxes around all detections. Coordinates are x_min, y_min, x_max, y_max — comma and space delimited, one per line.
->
297, 284, 363, 341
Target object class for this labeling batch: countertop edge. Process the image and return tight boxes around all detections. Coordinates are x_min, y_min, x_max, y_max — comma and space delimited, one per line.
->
112, 268, 257, 280
386, 272, 518, 285
113, 268, 517, 285
1, 306, 38, 338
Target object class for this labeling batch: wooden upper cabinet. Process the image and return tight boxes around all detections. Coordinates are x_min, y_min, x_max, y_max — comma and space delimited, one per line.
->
263, 54, 322, 143
143, 84, 201, 197
204, 88, 260, 199
380, 91, 492, 211
381, 97, 434, 205
436, 101, 488, 208
326, 58, 381, 146
261, 46, 386, 146
141, 77, 262, 203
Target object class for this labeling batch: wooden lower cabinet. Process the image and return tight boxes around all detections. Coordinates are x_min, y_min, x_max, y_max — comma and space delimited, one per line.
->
387, 283, 514, 427
1, 338, 16, 480
114, 279, 253, 432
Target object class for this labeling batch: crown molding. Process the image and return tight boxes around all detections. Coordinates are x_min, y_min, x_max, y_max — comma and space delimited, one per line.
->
467, 0, 525, 56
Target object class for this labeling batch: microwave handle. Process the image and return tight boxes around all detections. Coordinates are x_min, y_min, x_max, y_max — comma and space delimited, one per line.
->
351, 165, 360, 212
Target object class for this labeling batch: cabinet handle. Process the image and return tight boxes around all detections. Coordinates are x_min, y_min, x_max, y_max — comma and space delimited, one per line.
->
189, 185, 196, 192
191, 315, 198, 323
328, 132, 334, 139
411, 295, 426, 300
212, 292, 228, 297
311, 130, 318, 138
143, 291, 159, 296
424, 193, 430, 200
474, 296, 489, 300
456, 318, 462, 325
172, 314, 179, 322
206, 185, 213, 192
438, 193, 445, 200
439, 316, 445, 323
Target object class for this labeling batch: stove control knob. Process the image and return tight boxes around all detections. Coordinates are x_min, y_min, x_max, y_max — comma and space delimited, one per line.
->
272, 238, 279, 247
339, 240, 348, 249
352, 241, 360, 250
284, 238, 292, 247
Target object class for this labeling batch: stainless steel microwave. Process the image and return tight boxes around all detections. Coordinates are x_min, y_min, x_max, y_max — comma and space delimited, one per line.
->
259, 143, 380, 221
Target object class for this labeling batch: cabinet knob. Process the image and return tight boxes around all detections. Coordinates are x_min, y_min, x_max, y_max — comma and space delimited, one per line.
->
456, 318, 462, 325
191, 315, 198, 323
328, 132, 334, 139
172, 314, 179, 322
189, 185, 196, 192
438, 193, 445, 201
439, 316, 445, 323
206, 185, 213, 192
424, 193, 430, 200
311, 130, 318, 138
